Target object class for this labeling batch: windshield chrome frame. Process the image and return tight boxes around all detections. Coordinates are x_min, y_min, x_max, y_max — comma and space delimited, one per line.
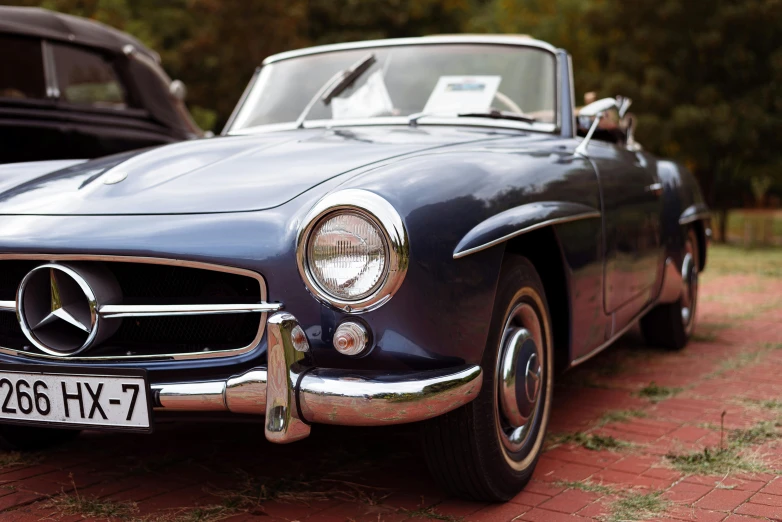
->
223, 35, 562, 136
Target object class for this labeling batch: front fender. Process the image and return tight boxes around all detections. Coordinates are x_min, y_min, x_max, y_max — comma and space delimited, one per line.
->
313, 144, 599, 369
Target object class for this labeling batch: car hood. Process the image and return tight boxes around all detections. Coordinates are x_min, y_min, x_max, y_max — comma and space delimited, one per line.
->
0, 126, 511, 215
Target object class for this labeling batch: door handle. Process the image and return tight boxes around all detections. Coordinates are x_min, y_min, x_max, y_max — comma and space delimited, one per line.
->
645, 183, 663, 196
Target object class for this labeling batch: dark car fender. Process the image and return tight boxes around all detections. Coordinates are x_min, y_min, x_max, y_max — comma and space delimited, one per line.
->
656, 160, 710, 272
310, 143, 602, 371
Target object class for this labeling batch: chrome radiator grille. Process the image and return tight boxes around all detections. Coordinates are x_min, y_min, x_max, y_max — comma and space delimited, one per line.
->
0, 256, 278, 361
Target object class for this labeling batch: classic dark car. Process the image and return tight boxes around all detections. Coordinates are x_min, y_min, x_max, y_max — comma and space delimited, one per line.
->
0, 35, 709, 501
0, 6, 202, 164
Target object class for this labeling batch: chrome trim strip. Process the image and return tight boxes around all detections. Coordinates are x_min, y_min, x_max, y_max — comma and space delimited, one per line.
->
296, 189, 409, 314
0, 301, 15, 312
0, 254, 269, 362
98, 302, 282, 319
263, 35, 557, 65
453, 211, 601, 259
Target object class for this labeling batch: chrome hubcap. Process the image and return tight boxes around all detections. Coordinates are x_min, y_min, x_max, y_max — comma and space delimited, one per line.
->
496, 302, 544, 454
681, 242, 698, 329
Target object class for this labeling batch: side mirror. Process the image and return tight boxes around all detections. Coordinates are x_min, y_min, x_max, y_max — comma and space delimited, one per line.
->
616, 96, 632, 118
624, 113, 642, 151
169, 79, 187, 101
575, 97, 619, 156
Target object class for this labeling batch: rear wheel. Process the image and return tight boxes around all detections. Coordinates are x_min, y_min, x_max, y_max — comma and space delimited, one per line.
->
0, 424, 80, 451
421, 255, 553, 501
641, 228, 699, 350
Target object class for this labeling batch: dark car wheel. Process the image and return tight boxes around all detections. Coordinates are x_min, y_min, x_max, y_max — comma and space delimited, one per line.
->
641, 228, 700, 350
421, 255, 553, 501
0, 425, 80, 451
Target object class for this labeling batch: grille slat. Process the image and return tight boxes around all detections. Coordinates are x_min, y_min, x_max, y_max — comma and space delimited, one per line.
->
0, 257, 268, 360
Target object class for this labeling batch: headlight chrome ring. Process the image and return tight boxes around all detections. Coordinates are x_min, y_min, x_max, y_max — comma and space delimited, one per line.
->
297, 189, 409, 313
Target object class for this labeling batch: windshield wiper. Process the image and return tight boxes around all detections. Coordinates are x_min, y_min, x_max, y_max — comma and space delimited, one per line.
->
295, 53, 376, 129
408, 110, 536, 127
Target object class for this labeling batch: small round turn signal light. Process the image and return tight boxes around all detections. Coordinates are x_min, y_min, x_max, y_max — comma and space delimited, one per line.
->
333, 321, 369, 356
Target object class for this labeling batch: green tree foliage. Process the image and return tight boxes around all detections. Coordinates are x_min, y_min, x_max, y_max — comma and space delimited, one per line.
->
584, 0, 782, 217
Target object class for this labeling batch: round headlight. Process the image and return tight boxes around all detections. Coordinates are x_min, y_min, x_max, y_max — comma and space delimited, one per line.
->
307, 211, 388, 300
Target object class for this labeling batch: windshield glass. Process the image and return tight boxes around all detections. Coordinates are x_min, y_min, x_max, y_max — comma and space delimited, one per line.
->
228, 44, 557, 132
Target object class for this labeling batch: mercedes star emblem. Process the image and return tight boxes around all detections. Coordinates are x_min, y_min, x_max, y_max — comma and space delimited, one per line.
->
17, 263, 113, 357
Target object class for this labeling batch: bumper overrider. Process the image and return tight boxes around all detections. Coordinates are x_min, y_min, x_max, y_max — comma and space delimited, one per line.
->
153, 312, 483, 443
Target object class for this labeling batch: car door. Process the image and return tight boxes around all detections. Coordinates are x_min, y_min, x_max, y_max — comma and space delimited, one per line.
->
585, 120, 664, 321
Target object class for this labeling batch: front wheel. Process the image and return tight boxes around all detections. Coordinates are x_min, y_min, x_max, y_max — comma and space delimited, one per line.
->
641, 228, 700, 350
0, 424, 80, 451
421, 255, 553, 501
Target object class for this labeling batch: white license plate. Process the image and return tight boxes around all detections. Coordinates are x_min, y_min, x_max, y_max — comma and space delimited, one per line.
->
0, 368, 151, 431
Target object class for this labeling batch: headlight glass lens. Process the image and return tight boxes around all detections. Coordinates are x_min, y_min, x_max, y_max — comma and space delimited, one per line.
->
307, 211, 387, 300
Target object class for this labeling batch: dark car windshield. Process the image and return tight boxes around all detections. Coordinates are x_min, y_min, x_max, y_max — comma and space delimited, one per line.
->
228, 43, 557, 131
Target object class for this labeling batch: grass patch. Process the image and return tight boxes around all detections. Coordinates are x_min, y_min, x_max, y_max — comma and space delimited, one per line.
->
402, 506, 463, 521
710, 343, 782, 378
666, 447, 769, 475
147, 477, 389, 522
46, 489, 138, 519
728, 299, 782, 320
598, 409, 647, 427
0, 451, 42, 469
667, 419, 782, 476
209, 473, 390, 516
691, 331, 718, 342
148, 505, 240, 522
729, 421, 782, 446
708, 351, 767, 378
636, 382, 682, 403
607, 491, 669, 522
555, 480, 615, 495
550, 432, 632, 451
759, 399, 782, 410
555, 482, 670, 522
705, 245, 782, 278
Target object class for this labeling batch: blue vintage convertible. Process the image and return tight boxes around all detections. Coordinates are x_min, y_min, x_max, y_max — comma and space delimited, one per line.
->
0, 35, 709, 501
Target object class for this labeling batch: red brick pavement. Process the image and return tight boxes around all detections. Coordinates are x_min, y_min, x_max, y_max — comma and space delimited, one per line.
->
0, 270, 781, 521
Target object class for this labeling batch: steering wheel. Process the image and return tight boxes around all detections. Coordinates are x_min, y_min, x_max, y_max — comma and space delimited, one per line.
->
493, 91, 525, 115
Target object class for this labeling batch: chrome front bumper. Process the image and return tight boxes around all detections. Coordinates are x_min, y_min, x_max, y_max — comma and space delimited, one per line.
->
151, 312, 483, 443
